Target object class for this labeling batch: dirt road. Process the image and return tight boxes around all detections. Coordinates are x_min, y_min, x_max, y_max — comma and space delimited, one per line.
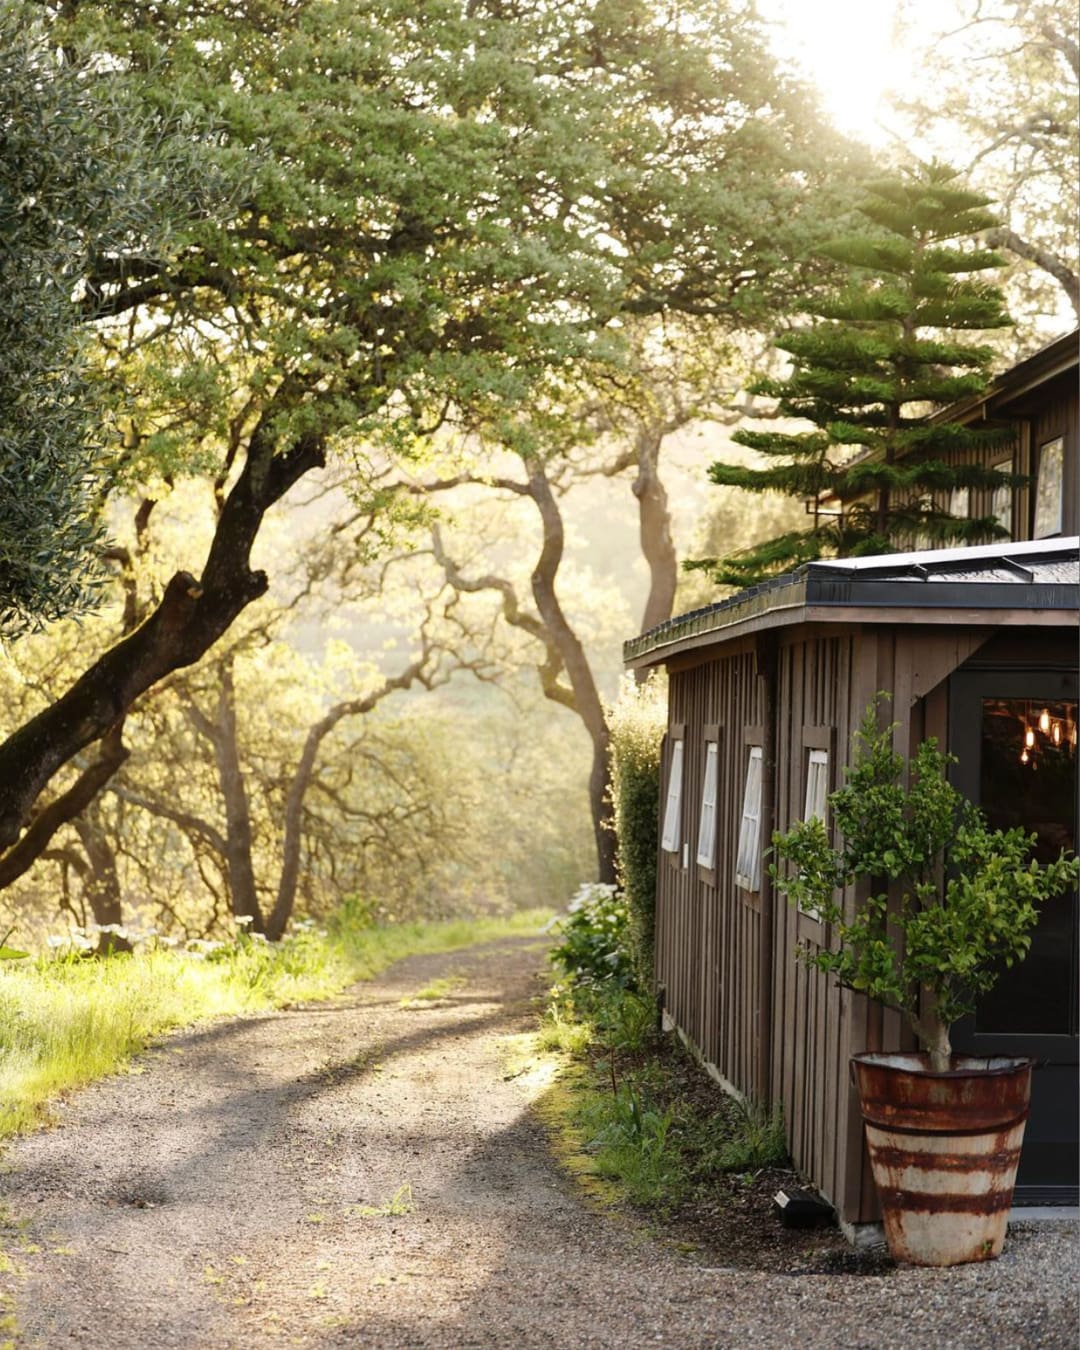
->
0, 937, 1074, 1349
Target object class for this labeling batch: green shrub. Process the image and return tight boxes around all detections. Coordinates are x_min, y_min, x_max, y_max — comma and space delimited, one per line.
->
549, 882, 634, 988
607, 676, 667, 992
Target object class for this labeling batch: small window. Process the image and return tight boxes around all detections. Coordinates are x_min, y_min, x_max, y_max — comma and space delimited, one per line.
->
660, 738, 684, 854
734, 746, 763, 891
1033, 437, 1064, 537
804, 748, 829, 823
948, 486, 970, 520
991, 458, 1013, 535
696, 741, 719, 868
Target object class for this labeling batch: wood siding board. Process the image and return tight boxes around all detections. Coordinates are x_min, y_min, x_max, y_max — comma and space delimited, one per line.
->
653, 606, 1062, 1226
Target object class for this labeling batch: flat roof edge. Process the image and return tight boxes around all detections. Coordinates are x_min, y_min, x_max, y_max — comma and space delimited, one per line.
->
625, 539, 1080, 666
625, 604, 1080, 669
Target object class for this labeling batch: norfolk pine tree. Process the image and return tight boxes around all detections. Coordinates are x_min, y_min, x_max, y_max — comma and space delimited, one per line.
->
692, 163, 1020, 588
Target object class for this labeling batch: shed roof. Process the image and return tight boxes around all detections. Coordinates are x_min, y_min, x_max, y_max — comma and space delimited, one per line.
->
624, 537, 1080, 668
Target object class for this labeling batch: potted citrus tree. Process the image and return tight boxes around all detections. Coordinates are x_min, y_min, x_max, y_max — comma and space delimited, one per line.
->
771, 700, 1079, 1267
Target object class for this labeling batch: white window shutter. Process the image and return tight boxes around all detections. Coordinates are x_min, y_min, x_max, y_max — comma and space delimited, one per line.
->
661, 739, 684, 853
734, 746, 763, 891
696, 742, 719, 868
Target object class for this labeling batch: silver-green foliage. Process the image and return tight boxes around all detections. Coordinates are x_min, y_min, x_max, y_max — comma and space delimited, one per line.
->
0, 6, 209, 634
0, 5, 108, 632
771, 700, 1080, 1067
608, 677, 667, 992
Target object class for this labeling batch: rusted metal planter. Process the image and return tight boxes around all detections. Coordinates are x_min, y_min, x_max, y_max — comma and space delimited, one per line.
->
851, 1052, 1033, 1267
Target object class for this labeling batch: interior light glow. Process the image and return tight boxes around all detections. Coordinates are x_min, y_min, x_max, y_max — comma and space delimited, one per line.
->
1039, 708, 1051, 733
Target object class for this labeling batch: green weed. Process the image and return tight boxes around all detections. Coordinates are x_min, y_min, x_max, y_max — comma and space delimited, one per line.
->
403, 973, 467, 1004
349, 1183, 414, 1219
702, 1096, 788, 1173
576, 1084, 685, 1205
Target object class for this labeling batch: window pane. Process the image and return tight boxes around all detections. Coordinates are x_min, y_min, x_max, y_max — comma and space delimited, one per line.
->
696, 742, 719, 868
804, 749, 829, 822
735, 747, 762, 890
661, 739, 684, 853
991, 458, 1013, 535
949, 486, 970, 519
1033, 438, 1064, 538
975, 697, 1077, 1035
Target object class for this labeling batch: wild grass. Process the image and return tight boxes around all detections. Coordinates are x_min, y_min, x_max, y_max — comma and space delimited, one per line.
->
405, 973, 467, 1003
538, 976, 788, 1209
0, 909, 550, 1139
349, 1183, 414, 1219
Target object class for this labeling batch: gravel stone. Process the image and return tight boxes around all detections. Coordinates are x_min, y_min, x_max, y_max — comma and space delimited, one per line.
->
0, 936, 1075, 1348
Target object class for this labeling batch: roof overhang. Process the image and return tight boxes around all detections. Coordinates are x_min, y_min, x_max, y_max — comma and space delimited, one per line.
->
927, 329, 1078, 426
624, 538, 1080, 670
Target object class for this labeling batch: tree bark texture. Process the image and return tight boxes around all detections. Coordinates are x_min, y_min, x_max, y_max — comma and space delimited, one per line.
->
525, 463, 617, 885
0, 422, 324, 856
632, 424, 678, 647
73, 812, 132, 954
207, 660, 264, 933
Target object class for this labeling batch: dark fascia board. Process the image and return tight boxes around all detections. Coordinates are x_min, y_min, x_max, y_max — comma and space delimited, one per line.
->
927, 328, 1079, 427
624, 539, 1080, 667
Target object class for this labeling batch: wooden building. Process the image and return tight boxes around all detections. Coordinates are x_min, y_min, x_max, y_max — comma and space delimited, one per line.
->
625, 335, 1079, 1234
823, 327, 1078, 542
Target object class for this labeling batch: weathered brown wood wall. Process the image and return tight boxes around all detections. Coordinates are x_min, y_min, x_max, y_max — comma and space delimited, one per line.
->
654, 620, 1028, 1224
659, 639, 763, 1094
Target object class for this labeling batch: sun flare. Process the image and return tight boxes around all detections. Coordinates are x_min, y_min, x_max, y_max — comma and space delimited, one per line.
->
756, 0, 941, 146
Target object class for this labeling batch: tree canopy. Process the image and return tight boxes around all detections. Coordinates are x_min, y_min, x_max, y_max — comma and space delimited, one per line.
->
893, 0, 1078, 336
690, 162, 1018, 588
0, 6, 136, 633
0, 0, 855, 891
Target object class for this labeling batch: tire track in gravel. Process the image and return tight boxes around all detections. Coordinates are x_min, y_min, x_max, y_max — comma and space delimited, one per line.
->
0, 935, 1075, 1349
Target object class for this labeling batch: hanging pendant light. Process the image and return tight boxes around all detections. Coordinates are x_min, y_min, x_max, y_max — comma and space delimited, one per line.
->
1052, 722, 1063, 746
1039, 707, 1051, 734
1025, 727, 1035, 748
1020, 747, 1030, 765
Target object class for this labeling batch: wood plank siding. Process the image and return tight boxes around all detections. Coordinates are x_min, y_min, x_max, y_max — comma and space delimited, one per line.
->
645, 340, 1078, 1230
661, 641, 763, 1096
655, 618, 1073, 1224
658, 629, 883, 1221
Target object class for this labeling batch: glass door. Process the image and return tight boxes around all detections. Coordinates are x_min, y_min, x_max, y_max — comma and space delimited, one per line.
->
949, 670, 1078, 1204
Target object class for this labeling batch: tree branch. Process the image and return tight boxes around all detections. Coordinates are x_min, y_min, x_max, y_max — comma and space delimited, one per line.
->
0, 392, 326, 849
0, 724, 130, 889
984, 226, 1080, 316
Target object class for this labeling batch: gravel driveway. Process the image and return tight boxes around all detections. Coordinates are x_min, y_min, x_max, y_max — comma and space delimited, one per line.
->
0, 936, 1075, 1349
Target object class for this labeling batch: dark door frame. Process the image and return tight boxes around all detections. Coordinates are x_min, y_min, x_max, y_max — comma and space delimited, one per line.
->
949, 664, 1078, 1206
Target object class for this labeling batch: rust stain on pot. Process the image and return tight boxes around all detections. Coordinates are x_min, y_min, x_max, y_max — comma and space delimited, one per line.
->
852, 1053, 1033, 1266
868, 1141, 1022, 1173
872, 1186, 1022, 1216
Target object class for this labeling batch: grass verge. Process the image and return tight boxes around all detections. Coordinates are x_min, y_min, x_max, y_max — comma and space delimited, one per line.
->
0, 909, 550, 1139
536, 979, 788, 1211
